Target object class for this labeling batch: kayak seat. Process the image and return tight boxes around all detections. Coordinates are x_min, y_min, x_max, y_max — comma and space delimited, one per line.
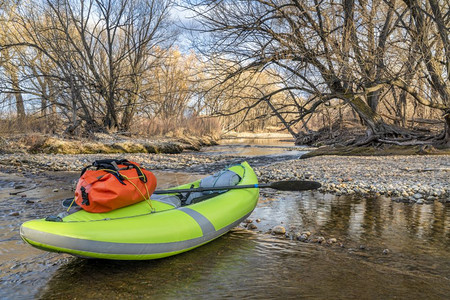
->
151, 194, 182, 208
183, 169, 242, 205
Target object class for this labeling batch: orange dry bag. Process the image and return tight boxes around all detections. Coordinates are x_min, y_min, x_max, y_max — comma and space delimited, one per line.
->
74, 159, 157, 213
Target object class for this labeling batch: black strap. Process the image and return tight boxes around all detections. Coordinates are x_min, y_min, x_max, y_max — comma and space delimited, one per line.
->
80, 186, 90, 206
122, 161, 147, 183
181, 184, 196, 205
80, 159, 146, 184
45, 215, 63, 222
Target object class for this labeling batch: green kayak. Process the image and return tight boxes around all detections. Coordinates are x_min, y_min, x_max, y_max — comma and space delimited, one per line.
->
20, 162, 259, 260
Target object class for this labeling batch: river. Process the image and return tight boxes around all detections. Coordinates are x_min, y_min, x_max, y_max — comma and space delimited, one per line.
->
1, 138, 449, 299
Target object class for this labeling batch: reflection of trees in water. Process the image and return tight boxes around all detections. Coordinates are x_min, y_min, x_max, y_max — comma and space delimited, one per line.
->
297, 195, 450, 252
429, 204, 450, 246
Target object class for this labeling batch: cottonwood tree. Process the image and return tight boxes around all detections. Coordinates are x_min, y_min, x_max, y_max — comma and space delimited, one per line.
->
3, 0, 174, 133
199, 57, 295, 133
187, 0, 448, 145
143, 48, 198, 121
392, 0, 450, 145
0, 2, 26, 122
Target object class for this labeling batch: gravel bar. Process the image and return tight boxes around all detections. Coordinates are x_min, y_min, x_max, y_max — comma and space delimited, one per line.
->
0, 153, 449, 204
255, 155, 450, 204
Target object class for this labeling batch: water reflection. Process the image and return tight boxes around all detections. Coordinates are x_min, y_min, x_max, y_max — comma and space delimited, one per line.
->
37, 193, 450, 299
219, 137, 295, 146
199, 138, 306, 157
257, 192, 450, 253
2, 169, 450, 299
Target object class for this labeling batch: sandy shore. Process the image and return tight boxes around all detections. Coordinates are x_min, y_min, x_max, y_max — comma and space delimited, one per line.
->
0, 153, 448, 204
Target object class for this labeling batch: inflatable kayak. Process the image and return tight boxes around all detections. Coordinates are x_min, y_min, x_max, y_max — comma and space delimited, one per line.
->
20, 162, 259, 260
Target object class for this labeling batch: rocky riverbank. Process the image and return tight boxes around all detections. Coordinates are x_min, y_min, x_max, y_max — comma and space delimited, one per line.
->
256, 155, 450, 204
0, 151, 448, 204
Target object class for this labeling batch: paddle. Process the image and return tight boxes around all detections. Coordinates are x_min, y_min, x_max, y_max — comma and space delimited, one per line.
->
62, 180, 321, 208
153, 180, 321, 194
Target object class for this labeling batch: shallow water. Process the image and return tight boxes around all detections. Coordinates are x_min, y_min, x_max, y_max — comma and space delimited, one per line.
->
1, 142, 450, 299
199, 137, 307, 157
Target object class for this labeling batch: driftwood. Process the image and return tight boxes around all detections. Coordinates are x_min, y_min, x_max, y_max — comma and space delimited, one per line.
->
10, 184, 37, 195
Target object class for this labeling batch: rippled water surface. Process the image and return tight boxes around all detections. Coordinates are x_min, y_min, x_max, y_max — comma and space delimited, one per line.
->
1, 141, 449, 299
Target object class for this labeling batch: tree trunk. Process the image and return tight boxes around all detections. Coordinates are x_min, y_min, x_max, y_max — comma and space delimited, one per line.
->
346, 96, 387, 136
444, 114, 450, 146
2, 50, 26, 121
11, 71, 25, 121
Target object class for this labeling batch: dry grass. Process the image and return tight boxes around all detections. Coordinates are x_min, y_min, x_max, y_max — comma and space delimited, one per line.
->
0, 114, 222, 139
0, 115, 60, 136
130, 116, 222, 138
0, 115, 222, 154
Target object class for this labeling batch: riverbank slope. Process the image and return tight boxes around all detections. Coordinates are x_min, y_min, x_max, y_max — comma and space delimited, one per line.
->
0, 133, 219, 155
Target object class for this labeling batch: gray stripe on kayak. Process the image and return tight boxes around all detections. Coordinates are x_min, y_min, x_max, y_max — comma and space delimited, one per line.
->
176, 207, 216, 236
20, 212, 252, 257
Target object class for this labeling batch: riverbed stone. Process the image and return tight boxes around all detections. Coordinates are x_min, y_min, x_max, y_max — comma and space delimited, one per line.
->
317, 236, 325, 243
272, 225, 286, 235
296, 233, 308, 242
247, 223, 257, 230
413, 193, 423, 200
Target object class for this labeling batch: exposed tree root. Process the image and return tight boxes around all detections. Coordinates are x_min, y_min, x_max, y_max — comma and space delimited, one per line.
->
296, 123, 449, 149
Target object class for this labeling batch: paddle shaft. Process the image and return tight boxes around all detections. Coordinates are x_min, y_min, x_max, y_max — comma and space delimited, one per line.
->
153, 184, 267, 194
152, 180, 321, 194
62, 180, 321, 208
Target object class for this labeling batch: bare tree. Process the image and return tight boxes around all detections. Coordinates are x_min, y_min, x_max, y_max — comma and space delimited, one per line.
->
187, 0, 448, 145
0, 2, 26, 122
2, 0, 174, 133
393, 0, 450, 145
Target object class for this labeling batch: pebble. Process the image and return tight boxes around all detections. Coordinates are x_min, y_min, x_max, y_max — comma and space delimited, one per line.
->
271, 225, 286, 235
317, 236, 325, 243
247, 223, 257, 230
413, 193, 423, 199
296, 233, 308, 242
